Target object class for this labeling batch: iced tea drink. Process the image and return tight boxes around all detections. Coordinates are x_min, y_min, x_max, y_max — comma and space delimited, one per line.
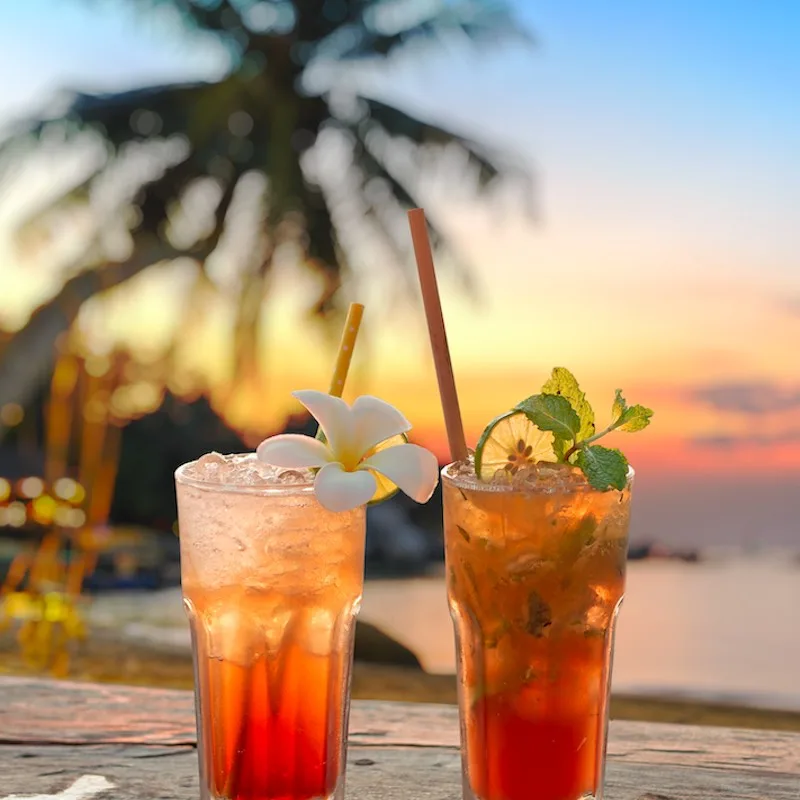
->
443, 463, 632, 800
176, 453, 366, 800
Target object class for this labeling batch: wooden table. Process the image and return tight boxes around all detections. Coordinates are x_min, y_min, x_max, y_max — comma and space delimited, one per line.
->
0, 677, 797, 799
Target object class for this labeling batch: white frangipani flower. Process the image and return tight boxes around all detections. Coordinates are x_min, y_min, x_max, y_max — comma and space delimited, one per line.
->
257, 390, 439, 512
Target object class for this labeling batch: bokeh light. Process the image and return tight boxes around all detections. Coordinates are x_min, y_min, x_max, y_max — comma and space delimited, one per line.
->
66, 508, 87, 528
31, 494, 57, 524
6, 502, 27, 528
18, 477, 44, 498
0, 403, 24, 426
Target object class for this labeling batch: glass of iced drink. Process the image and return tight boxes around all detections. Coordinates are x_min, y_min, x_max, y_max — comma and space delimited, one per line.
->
437, 367, 651, 800
443, 462, 631, 800
404, 213, 651, 800
175, 389, 439, 800
176, 454, 365, 800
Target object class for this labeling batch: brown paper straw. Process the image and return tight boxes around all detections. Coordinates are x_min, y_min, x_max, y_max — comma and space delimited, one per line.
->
407, 209, 469, 462
328, 303, 364, 397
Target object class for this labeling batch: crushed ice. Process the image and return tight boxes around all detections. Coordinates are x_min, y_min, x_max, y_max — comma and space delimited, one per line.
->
184, 452, 315, 487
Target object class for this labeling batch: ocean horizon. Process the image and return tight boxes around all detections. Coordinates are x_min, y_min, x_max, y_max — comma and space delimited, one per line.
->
361, 552, 800, 712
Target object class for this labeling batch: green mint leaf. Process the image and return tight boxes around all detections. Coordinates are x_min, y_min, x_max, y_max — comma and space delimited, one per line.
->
612, 389, 627, 420
612, 389, 653, 432
542, 367, 596, 441
618, 405, 653, 432
552, 436, 569, 461
575, 445, 629, 491
516, 393, 580, 442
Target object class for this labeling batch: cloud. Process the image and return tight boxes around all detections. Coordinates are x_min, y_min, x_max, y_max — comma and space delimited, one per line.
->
691, 381, 800, 415
781, 295, 800, 317
692, 430, 800, 449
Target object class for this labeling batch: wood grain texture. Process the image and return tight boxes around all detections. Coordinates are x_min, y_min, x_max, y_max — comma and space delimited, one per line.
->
1, 678, 798, 799
1, 744, 799, 800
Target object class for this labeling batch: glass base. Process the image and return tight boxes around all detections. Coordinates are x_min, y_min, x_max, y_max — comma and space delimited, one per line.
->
464, 790, 596, 800
205, 777, 344, 800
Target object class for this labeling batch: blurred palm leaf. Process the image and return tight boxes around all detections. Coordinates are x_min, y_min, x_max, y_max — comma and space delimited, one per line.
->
0, 0, 532, 420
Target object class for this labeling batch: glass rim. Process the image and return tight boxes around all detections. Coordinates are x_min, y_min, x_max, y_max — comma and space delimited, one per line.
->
440, 461, 635, 494
174, 453, 316, 496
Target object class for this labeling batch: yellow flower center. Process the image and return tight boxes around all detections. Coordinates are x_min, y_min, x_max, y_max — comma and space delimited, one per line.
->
336, 443, 362, 472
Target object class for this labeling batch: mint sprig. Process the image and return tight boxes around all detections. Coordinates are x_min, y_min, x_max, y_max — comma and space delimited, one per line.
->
612, 389, 653, 432
542, 367, 595, 441
575, 445, 629, 491
512, 368, 653, 490
515, 394, 580, 442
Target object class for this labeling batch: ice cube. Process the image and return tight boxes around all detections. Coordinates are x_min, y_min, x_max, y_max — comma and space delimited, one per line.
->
277, 469, 312, 484
205, 605, 266, 666
302, 607, 339, 656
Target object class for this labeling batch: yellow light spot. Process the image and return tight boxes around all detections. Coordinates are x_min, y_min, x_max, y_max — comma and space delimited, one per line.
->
66, 508, 86, 528
18, 477, 44, 498
44, 593, 73, 622
53, 477, 78, 500
83, 396, 108, 424
6, 502, 27, 527
0, 403, 24, 426
84, 355, 111, 377
31, 494, 57, 524
110, 393, 127, 418
53, 505, 73, 526
0, 478, 10, 502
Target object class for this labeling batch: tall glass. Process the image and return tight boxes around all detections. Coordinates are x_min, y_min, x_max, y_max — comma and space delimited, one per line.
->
442, 463, 632, 800
176, 454, 366, 800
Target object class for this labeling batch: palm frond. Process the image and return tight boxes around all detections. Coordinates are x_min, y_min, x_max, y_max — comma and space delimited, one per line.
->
12, 163, 107, 242
295, 179, 346, 317
345, 119, 478, 297
359, 95, 521, 188
104, 0, 245, 37
320, 0, 530, 62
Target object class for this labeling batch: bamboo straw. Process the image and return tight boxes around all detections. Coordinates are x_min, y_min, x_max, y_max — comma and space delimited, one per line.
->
407, 209, 469, 462
328, 303, 364, 398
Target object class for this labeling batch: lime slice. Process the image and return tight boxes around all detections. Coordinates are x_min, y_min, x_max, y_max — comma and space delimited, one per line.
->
474, 410, 556, 481
364, 433, 408, 505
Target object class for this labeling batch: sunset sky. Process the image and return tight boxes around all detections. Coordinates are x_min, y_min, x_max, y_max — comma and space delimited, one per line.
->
1, 0, 799, 503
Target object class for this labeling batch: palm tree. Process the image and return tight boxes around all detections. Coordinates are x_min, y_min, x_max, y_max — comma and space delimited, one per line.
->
0, 0, 531, 428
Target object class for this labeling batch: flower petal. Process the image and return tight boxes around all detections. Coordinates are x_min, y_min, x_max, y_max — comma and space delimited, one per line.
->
314, 462, 377, 512
257, 434, 332, 468
359, 443, 439, 503
292, 390, 354, 459
351, 395, 412, 455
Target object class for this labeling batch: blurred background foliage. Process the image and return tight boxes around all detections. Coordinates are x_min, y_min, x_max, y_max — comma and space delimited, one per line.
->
0, 0, 531, 424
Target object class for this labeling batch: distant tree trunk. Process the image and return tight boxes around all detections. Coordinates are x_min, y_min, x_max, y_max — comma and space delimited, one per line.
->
0, 239, 181, 436
232, 251, 273, 383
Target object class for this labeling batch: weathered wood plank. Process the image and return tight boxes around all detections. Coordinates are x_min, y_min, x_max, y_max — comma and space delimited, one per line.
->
1, 677, 799, 780
0, 677, 196, 745
0, 744, 798, 800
